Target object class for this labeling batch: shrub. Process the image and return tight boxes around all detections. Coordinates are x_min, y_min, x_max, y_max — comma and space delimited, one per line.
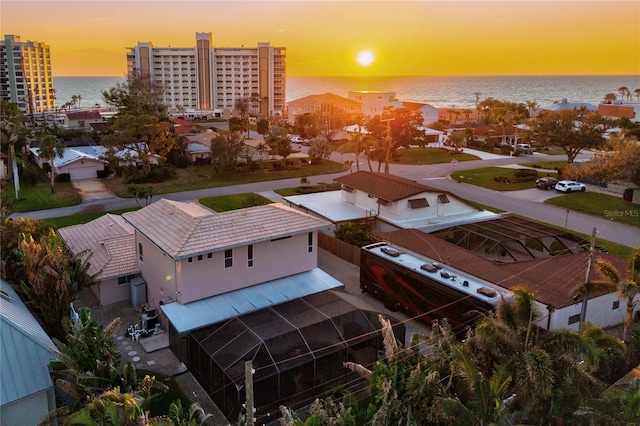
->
334, 222, 377, 247
512, 168, 538, 183
54, 173, 71, 183
500, 145, 512, 155
146, 164, 176, 183
96, 166, 111, 178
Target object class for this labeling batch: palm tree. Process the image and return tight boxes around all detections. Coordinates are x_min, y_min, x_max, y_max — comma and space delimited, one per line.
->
618, 86, 630, 101
466, 286, 603, 423
572, 256, 620, 332
38, 134, 65, 194
635, 88, 640, 101
1, 121, 22, 199
347, 121, 367, 172
618, 246, 640, 343
603, 93, 617, 104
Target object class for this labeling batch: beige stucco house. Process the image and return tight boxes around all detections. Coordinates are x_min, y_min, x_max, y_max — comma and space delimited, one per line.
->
58, 214, 140, 306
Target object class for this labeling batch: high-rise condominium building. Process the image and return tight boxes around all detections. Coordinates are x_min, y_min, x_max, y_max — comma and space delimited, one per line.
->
1, 35, 55, 115
126, 32, 286, 117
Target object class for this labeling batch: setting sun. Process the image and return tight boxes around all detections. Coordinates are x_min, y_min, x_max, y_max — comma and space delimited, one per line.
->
356, 50, 375, 67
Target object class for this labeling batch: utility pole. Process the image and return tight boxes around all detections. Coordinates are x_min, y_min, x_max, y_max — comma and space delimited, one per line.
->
245, 361, 255, 426
579, 227, 597, 331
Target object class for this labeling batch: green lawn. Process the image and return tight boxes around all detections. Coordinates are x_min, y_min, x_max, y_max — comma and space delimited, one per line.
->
43, 207, 141, 228
451, 167, 554, 191
391, 147, 480, 164
104, 160, 347, 198
199, 193, 273, 212
545, 192, 640, 228
5, 182, 82, 212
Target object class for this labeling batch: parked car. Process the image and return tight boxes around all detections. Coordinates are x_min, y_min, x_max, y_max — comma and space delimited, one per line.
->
535, 177, 558, 190
515, 143, 534, 154
289, 135, 303, 143
555, 180, 586, 193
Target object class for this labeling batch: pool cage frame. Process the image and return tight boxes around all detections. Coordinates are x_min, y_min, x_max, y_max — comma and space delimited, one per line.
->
175, 291, 405, 422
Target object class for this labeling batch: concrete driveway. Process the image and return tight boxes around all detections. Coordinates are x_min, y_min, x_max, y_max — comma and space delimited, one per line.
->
71, 179, 118, 203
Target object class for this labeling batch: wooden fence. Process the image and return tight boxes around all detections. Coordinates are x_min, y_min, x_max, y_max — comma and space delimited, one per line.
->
318, 232, 361, 266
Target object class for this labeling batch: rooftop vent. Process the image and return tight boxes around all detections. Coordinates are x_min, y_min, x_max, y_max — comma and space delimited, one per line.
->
381, 247, 401, 257
420, 264, 438, 273
477, 287, 497, 298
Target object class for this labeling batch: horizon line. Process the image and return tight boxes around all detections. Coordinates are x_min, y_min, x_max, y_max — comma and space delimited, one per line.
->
54, 73, 640, 78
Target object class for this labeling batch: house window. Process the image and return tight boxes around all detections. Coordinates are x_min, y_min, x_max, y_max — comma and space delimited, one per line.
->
188, 257, 193, 263
207, 253, 213, 259
568, 314, 580, 325
613, 300, 620, 310
248, 245, 254, 267
225, 249, 233, 268
408, 198, 429, 209
308, 232, 313, 253
197, 254, 203, 261
138, 243, 143, 262
438, 194, 450, 204
117, 274, 136, 286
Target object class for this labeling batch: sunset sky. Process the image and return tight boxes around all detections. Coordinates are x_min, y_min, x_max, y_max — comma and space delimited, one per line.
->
2, 0, 639, 77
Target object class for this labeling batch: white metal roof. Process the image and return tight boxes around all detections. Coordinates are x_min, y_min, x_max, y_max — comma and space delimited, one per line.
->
161, 268, 344, 335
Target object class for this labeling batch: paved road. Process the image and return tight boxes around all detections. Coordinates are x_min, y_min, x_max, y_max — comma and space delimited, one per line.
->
10, 148, 640, 248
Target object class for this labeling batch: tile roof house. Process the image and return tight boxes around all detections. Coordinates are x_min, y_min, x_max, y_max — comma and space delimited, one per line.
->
1, 279, 58, 426
379, 223, 632, 331
286, 93, 363, 127
284, 171, 498, 232
64, 110, 105, 130
58, 214, 140, 305
117, 199, 337, 329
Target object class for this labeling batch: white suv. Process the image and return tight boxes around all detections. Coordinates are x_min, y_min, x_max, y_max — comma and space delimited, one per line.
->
554, 180, 586, 193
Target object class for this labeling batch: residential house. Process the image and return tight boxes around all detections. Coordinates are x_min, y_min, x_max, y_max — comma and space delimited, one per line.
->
378, 220, 634, 332
119, 200, 335, 327
438, 107, 480, 125
539, 99, 598, 112
186, 142, 212, 163
402, 101, 440, 126
58, 214, 140, 306
286, 93, 363, 126
57, 199, 402, 423
342, 124, 446, 145
284, 171, 498, 233
29, 145, 108, 180
1, 279, 58, 426
64, 110, 105, 130
598, 101, 640, 123
348, 91, 402, 117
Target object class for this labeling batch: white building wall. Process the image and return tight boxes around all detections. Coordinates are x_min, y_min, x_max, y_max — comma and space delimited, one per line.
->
545, 292, 632, 332
176, 233, 318, 304
348, 91, 402, 117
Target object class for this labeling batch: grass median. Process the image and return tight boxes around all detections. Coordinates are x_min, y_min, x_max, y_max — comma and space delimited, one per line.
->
545, 192, 640, 228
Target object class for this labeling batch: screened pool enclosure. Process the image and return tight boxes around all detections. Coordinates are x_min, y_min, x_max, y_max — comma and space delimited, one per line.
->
182, 291, 405, 422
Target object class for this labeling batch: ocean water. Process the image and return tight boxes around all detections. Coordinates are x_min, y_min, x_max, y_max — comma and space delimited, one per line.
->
53, 75, 640, 111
